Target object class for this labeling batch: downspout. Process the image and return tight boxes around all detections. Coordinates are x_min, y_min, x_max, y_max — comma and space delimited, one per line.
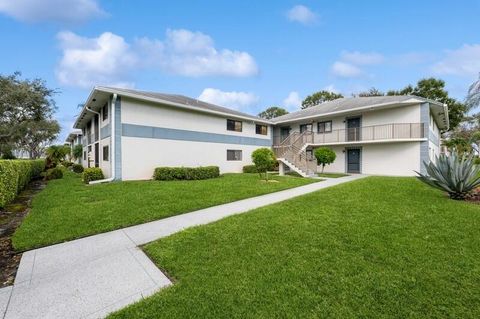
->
89, 94, 117, 184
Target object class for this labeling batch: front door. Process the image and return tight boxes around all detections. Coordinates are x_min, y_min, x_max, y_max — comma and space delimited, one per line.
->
346, 117, 361, 141
347, 149, 361, 173
280, 127, 291, 142
94, 143, 99, 168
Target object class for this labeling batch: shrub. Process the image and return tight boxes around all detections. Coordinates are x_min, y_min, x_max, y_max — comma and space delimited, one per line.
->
82, 167, 105, 184
416, 151, 480, 200
252, 148, 276, 181
62, 161, 73, 167
0, 159, 45, 208
475, 157, 480, 165
45, 167, 63, 180
72, 145, 83, 161
242, 165, 258, 173
72, 164, 84, 173
314, 147, 336, 173
153, 166, 220, 181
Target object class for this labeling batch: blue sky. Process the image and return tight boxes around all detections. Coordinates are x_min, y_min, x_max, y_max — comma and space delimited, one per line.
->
0, 0, 479, 141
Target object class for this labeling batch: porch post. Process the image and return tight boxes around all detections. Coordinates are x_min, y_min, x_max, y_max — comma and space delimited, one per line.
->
279, 161, 285, 176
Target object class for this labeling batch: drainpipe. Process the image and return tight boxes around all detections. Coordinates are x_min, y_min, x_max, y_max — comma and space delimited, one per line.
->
89, 94, 117, 184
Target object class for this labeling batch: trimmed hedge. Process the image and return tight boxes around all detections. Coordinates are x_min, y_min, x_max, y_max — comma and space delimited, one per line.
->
153, 166, 220, 181
82, 167, 105, 184
0, 159, 45, 208
242, 165, 258, 173
72, 164, 84, 173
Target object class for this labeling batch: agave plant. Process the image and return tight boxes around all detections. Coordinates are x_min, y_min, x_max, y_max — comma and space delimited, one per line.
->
416, 151, 480, 200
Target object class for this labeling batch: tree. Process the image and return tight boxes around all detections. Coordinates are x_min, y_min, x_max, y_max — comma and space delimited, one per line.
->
45, 145, 70, 168
357, 87, 384, 97
258, 106, 288, 119
387, 78, 466, 130
301, 90, 343, 109
0, 72, 59, 157
251, 148, 276, 181
466, 73, 480, 112
72, 144, 83, 160
314, 147, 336, 173
16, 119, 60, 159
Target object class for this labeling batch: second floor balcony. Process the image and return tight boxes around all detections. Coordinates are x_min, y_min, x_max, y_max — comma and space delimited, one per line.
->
273, 122, 426, 147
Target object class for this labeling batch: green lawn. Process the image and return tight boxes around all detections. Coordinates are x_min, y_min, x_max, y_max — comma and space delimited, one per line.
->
317, 172, 350, 178
110, 177, 480, 319
13, 172, 316, 251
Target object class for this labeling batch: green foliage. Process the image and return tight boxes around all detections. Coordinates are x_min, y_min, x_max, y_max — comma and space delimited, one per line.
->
357, 87, 384, 97
0, 72, 60, 158
82, 167, 105, 184
45, 167, 63, 180
301, 90, 343, 109
416, 152, 480, 200
387, 78, 466, 130
0, 159, 45, 208
153, 166, 220, 181
251, 148, 276, 180
72, 144, 83, 160
1, 148, 16, 159
474, 157, 480, 165
62, 161, 73, 167
314, 147, 336, 173
258, 106, 289, 119
46, 145, 70, 168
242, 165, 258, 173
443, 137, 471, 154
72, 164, 84, 173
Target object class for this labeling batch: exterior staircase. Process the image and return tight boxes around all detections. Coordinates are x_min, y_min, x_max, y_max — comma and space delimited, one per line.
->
273, 131, 317, 177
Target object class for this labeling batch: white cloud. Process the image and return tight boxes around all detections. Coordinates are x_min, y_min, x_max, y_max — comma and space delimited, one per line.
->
432, 44, 480, 76
0, 0, 105, 23
286, 5, 318, 25
137, 29, 258, 77
198, 88, 259, 110
330, 50, 384, 78
56, 31, 137, 88
283, 91, 302, 110
323, 84, 339, 94
340, 51, 384, 65
331, 61, 363, 78
56, 29, 259, 88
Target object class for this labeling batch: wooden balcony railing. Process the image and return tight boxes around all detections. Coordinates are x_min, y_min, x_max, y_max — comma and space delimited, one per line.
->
273, 123, 424, 146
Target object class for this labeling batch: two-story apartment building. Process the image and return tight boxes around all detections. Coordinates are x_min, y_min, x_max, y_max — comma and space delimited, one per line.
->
72, 86, 272, 181
69, 87, 448, 181
271, 96, 448, 176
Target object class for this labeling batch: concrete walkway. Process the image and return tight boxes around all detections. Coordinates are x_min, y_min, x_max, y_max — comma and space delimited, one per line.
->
1, 175, 365, 319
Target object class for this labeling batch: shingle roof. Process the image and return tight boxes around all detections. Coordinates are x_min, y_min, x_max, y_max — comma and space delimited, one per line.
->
271, 95, 444, 123
99, 86, 265, 122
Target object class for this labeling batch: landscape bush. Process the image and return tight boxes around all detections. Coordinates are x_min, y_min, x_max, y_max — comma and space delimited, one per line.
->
72, 164, 84, 173
0, 159, 45, 208
45, 167, 64, 180
251, 148, 276, 181
82, 167, 105, 184
153, 166, 220, 181
242, 165, 258, 173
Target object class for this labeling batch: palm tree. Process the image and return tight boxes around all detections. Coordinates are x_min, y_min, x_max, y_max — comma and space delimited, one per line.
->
466, 73, 480, 111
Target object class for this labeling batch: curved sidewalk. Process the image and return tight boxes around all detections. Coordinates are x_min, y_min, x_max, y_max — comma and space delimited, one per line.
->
1, 174, 365, 319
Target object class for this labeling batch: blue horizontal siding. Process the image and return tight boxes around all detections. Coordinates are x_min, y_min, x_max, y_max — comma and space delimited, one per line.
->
122, 123, 272, 147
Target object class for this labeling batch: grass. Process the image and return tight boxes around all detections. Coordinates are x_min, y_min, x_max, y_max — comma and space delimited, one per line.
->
12, 172, 316, 251
109, 177, 480, 319
317, 172, 350, 178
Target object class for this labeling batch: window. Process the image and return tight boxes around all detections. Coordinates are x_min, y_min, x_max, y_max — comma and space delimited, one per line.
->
300, 124, 312, 133
227, 150, 242, 161
103, 145, 109, 161
83, 151, 86, 160
102, 103, 108, 121
227, 119, 242, 132
255, 124, 268, 135
317, 121, 332, 133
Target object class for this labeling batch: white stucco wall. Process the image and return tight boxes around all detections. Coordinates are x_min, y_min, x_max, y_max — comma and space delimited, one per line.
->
318, 145, 345, 174
362, 142, 420, 176
121, 137, 261, 180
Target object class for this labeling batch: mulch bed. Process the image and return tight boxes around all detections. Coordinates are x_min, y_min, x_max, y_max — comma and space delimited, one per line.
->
0, 180, 46, 288
466, 188, 480, 204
